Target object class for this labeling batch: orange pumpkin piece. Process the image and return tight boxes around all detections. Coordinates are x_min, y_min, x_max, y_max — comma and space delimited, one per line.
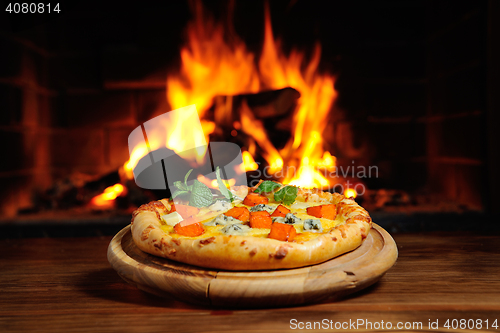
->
174, 221, 205, 237
224, 206, 250, 222
249, 211, 273, 229
306, 204, 337, 220
268, 222, 296, 242
171, 204, 199, 219
242, 192, 269, 207
270, 204, 291, 217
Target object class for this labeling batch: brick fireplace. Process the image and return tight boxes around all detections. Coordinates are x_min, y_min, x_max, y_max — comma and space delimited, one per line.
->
0, 0, 498, 235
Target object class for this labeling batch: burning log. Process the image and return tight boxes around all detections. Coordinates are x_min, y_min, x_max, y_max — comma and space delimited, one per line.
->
37, 171, 121, 210
242, 87, 300, 119
208, 88, 300, 173
159, 1, 338, 189
39, 0, 340, 214
210, 88, 299, 134
36, 170, 142, 212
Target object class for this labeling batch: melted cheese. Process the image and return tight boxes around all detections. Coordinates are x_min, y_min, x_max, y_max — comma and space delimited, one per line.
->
290, 201, 322, 209
160, 200, 346, 242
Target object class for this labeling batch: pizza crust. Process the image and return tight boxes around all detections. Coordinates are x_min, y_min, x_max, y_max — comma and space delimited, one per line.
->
130, 187, 372, 271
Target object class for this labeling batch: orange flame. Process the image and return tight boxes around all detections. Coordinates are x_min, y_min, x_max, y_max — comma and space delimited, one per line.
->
257, 5, 337, 187
123, 1, 338, 189
90, 184, 127, 207
123, 105, 212, 179
241, 151, 259, 172
197, 174, 236, 189
240, 101, 283, 173
124, 143, 149, 180
166, 2, 260, 116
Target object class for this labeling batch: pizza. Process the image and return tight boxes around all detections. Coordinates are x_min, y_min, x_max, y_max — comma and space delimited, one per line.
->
130, 177, 372, 271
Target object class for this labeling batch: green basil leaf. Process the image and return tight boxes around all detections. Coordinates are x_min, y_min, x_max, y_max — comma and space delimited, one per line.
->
184, 169, 193, 187
254, 180, 281, 194
173, 181, 188, 191
215, 166, 234, 202
171, 190, 189, 199
189, 179, 213, 208
274, 186, 298, 205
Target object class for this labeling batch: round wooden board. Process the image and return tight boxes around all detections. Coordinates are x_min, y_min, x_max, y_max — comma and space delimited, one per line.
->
108, 223, 397, 308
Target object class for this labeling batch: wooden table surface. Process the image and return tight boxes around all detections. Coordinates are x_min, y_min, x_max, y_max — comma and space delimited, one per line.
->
1, 231, 499, 332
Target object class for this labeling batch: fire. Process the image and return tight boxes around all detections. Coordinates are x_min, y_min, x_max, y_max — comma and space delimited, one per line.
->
123, 105, 209, 180
257, 4, 337, 188
123, 1, 338, 190
287, 157, 330, 188
166, 2, 260, 116
317, 151, 336, 168
90, 184, 127, 207
124, 143, 149, 180
240, 101, 283, 173
159, 106, 208, 164
344, 188, 357, 199
241, 151, 258, 172
197, 174, 236, 189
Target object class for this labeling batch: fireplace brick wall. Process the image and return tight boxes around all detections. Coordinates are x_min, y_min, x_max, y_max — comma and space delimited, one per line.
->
0, 17, 176, 217
0, 1, 495, 217
0, 30, 52, 217
334, 2, 428, 192
425, 1, 487, 210
336, 0, 489, 210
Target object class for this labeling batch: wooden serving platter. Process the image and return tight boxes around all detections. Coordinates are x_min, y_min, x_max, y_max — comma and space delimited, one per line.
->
107, 223, 397, 308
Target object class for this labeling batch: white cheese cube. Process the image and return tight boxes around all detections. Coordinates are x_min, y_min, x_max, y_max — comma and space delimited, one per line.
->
161, 211, 184, 226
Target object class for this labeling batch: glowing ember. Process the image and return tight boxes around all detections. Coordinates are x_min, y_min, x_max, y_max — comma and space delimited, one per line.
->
90, 184, 127, 207
344, 188, 357, 199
